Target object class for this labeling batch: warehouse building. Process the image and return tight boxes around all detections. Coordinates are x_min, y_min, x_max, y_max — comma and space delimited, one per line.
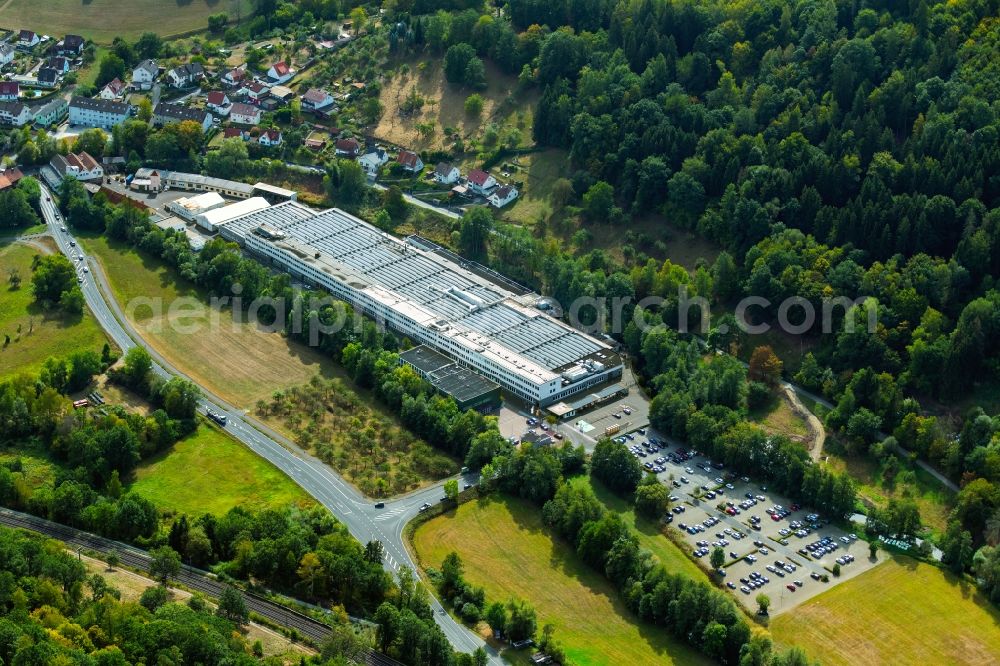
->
194, 196, 270, 232
165, 191, 226, 221
399, 345, 501, 412
219, 201, 623, 407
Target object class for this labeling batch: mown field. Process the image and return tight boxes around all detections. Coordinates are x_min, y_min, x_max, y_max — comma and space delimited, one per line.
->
0, 241, 110, 379
411, 495, 711, 666
568, 475, 709, 582
130, 421, 313, 516
0, 0, 252, 43
771, 556, 1000, 666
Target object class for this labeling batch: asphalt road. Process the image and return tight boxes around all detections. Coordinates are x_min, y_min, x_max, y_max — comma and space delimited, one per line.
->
37, 184, 499, 663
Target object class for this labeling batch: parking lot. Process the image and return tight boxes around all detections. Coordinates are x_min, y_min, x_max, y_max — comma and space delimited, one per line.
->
617, 428, 881, 614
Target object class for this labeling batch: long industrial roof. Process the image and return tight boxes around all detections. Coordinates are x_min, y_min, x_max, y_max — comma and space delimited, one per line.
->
225, 202, 620, 385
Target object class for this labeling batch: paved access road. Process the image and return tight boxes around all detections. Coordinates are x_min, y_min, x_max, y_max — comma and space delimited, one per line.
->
37, 185, 500, 664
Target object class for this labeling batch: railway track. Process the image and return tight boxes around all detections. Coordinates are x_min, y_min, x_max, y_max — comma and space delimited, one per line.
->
0, 507, 403, 660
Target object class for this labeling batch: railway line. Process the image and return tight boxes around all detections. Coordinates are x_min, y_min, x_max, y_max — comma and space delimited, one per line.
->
0, 506, 400, 661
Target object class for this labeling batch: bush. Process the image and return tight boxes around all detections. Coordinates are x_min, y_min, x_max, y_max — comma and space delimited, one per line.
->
461, 602, 481, 623
746, 381, 772, 410
464, 94, 484, 116
139, 585, 168, 611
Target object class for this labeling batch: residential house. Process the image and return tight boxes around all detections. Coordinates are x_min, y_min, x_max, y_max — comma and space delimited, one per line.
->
357, 147, 388, 177
166, 62, 204, 88
0, 101, 34, 127
433, 162, 460, 185
266, 61, 294, 84
258, 128, 282, 147
60, 34, 85, 56
305, 137, 327, 150
223, 127, 250, 141
0, 44, 16, 67
301, 87, 335, 111
245, 80, 269, 104
46, 56, 70, 74
488, 184, 519, 208
69, 96, 130, 128
32, 97, 68, 126
222, 66, 247, 87
229, 102, 261, 125
335, 137, 360, 157
132, 59, 158, 90
100, 78, 126, 101
50, 151, 104, 182
0, 167, 23, 191
18, 30, 39, 49
0, 81, 18, 102
206, 91, 232, 116
466, 169, 497, 195
396, 150, 423, 173
153, 102, 212, 132
35, 68, 59, 88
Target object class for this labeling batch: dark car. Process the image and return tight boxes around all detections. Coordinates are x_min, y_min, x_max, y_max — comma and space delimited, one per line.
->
374, 502, 385, 508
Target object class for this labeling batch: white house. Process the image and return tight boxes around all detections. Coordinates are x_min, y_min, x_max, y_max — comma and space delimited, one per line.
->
206, 91, 232, 116
266, 61, 294, 84
397, 150, 424, 173
167, 62, 204, 88
0, 101, 33, 127
36, 68, 59, 88
46, 56, 70, 74
100, 78, 127, 101
335, 137, 360, 157
258, 128, 282, 147
488, 184, 519, 208
50, 151, 104, 182
229, 102, 261, 126
357, 148, 388, 177
132, 59, 158, 90
301, 87, 334, 111
60, 34, 85, 56
466, 169, 497, 195
245, 81, 269, 103
222, 66, 247, 87
18, 30, 39, 49
69, 96, 130, 129
0, 43, 16, 66
433, 162, 460, 185
0, 81, 18, 102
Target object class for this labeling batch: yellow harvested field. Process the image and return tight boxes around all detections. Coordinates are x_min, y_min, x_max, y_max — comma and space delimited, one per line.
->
771, 556, 1000, 666
411, 496, 711, 666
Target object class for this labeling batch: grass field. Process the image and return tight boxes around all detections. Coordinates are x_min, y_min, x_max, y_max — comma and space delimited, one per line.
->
80, 233, 340, 408
0, 241, 110, 379
750, 394, 810, 441
771, 556, 1000, 665
130, 422, 313, 516
411, 495, 711, 666
569, 475, 708, 582
0, 0, 252, 43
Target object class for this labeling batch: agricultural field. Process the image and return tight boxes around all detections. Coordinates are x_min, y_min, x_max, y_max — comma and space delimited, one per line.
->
411, 495, 711, 666
0, 241, 110, 379
0, 0, 252, 43
568, 475, 709, 583
376, 56, 536, 153
771, 556, 1000, 666
129, 421, 314, 517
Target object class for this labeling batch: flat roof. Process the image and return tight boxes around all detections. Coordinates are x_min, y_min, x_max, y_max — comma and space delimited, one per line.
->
427, 364, 500, 403
253, 182, 296, 197
197, 197, 270, 226
399, 345, 453, 375
171, 191, 225, 212
224, 203, 621, 387
135, 168, 255, 195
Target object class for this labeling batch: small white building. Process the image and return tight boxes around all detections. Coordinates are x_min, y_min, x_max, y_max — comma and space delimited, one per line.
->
488, 184, 519, 208
0, 101, 33, 127
397, 150, 423, 173
165, 191, 226, 221
467, 169, 497, 195
301, 87, 334, 111
132, 59, 158, 90
0, 43, 16, 66
433, 162, 460, 185
222, 66, 247, 87
358, 148, 388, 177
206, 91, 232, 116
100, 78, 127, 101
18, 30, 39, 49
258, 128, 282, 147
267, 61, 294, 84
229, 102, 261, 126
166, 62, 204, 88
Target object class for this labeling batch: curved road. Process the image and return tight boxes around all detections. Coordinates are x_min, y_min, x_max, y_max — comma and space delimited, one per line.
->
36, 185, 500, 664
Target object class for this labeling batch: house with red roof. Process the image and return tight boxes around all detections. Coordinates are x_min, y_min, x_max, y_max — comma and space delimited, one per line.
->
99, 78, 126, 101
396, 150, 424, 173
229, 102, 262, 126
258, 128, 283, 147
266, 61, 295, 84
335, 137, 361, 157
0, 81, 18, 102
206, 91, 232, 116
466, 169, 497, 195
